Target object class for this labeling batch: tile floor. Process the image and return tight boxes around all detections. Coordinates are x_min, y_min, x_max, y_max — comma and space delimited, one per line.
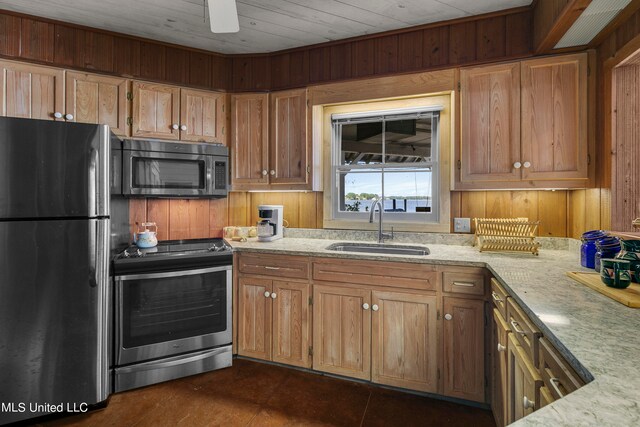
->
38, 359, 495, 427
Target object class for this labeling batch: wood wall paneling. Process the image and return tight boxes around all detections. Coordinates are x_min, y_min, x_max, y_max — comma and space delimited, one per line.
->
139, 42, 166, 81
423, 26, 450, 68
352, 39, 376, 78
54, 25, 85, 68
398, 31, 424, 72
330, 43, 352, 81
271, 53, 290, 89
476, 16, 506, 61
449, 21, 477, 65
506, 11, 533, 57
113, 37, 140, 77
84, 32, 114, 72
165, 47, 190, 85
288, 50, 310, 88
147, 199, 170, 241
0, 14, 20, 57
20, 18, 54, 63
189, 51, 212, 88
211, 54, 231, 90
533, 0, 591, 53
251, 56, 271, 91
232, 57, 252, 91
375, 35, 398, 75
309, 46, 332, 83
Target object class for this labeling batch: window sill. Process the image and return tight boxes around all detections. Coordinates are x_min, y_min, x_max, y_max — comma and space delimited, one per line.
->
323, 218, 450, 233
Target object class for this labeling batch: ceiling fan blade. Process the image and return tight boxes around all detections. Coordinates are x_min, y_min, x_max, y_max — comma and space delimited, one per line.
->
208, 0, 240, 33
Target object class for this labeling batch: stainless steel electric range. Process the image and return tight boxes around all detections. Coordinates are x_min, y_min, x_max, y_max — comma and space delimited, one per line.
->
112, 238, 233, 392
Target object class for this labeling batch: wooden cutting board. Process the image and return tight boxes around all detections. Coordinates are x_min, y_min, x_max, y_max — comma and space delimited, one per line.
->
566, 272, 640, 308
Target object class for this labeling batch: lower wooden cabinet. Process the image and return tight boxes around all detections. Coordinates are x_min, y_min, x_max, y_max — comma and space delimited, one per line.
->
237, 276, 311, 368
492, 308, 511, 427
312, 284, 371, 380
371, 291, 438, 393
442, 297, 486, 402
507, 334, 542, 423
539, 385, 555, 408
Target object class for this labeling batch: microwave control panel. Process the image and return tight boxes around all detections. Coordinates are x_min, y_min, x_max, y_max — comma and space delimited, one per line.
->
214, 161, 227, 190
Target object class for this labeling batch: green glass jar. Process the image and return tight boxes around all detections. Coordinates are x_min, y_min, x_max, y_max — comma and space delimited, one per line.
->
615, 240, 640, 283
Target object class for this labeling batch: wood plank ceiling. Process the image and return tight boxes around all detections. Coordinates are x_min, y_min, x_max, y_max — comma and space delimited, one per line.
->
0, 0, 532, 54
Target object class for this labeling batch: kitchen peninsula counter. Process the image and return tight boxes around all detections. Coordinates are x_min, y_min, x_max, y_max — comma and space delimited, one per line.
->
229, 236, 640, 427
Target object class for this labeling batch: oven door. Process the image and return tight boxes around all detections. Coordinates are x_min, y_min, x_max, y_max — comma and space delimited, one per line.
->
115, 265, 231, 365
122, 150, 216, 197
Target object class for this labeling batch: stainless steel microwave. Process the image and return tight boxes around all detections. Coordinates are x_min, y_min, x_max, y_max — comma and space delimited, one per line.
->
121, 139, 228, 198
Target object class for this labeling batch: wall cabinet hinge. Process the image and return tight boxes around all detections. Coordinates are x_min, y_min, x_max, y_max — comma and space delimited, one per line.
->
485, 376, 489, 388
306, 99, 310, 107
308, 346, 313, 356
308, 296, 313, 305
126, 92, 133, 101
222, 104, 225, 113
457, 81, 461, 91
306, 165, 311, 175
437, 310, 441, 320
587, 154, 591, 165
437, 368, 441, 380
221, 126, 225, 136
126, 117, 133, 126
587, 66, 591, 77
457, 159, 461, 170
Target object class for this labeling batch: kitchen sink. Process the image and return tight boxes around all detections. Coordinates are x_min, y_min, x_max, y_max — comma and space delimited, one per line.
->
325, 242, 430, 256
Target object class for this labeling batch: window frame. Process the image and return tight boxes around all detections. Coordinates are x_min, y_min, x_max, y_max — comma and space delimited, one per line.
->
330, 106, 442, 223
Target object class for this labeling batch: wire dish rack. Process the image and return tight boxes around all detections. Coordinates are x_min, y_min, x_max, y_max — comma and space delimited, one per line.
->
473, 218, 541, 255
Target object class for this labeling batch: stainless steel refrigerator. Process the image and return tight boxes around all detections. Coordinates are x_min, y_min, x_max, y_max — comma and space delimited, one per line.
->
0, 117, 112, 424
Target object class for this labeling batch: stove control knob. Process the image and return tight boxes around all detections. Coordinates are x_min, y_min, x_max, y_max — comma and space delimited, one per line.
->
123, 250, 130, 258
135, 249, 143, 257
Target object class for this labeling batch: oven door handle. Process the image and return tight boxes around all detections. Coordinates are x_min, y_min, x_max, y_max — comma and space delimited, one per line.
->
115, 265, 231, 281
115, 347, 230, 374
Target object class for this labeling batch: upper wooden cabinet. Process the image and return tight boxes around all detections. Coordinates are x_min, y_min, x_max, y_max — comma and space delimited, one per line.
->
460, 62, 521, 183
180, 89, 226, 143
132, 81, 180, 140
65, 72, 130, 137
457, 52, 590, 189
269, 89, 308, 185
521, 54, 588, 181
231, 89, 312, 190
0, 61, 64, 121
132, 82, 226, 143
230, 93, 270, 187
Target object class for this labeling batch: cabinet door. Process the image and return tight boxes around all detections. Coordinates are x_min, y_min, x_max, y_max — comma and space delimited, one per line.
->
0, 61, 64, 121
371, 291, 438, 392
180, 89, 226, 143
65, 72, 130, 137
272, 281, 311, 368
231, 93, 269, 187
492, 309, 511, 427
132, 81, 180, 140
269, 88, 308, 185
443, 297, 485, 402
521, 53, 587, 180
507, 334, 542, 423
460, 62, 521, 183
539, 386, 554, 409
312, 284, 371, 380
237, 277, 272, 361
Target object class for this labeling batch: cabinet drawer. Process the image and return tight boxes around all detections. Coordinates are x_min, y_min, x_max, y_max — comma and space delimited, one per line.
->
539, 338, 584, 400
238, 253, 309, 279
443, 270, 485, 296
507, 298, 542, 367
491, 278, 509, 318
312, 258, 437, 291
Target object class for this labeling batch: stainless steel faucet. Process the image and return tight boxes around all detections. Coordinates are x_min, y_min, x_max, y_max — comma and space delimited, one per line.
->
369, 197, 393, 243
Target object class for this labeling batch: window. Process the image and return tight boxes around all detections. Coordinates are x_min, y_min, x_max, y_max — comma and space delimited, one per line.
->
331, 107, 441, 223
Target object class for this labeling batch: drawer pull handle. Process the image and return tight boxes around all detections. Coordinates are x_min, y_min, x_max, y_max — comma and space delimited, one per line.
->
497, 343, 506, 352
362, 303, 370, 310
491, 291, 503, 303
264, 291, 271, 298
510, 319, 526, 335
453, 281, 475, 287
550, 377, 565, 398
264, 266, 280, 270
523, 396, 535, 410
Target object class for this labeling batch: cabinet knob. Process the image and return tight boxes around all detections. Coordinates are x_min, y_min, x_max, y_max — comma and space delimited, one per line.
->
523, 396, 535, 410
53, 112, 63, 119
172, 124, 179, 130
180, 124, 187, 131
372, 304, 379, 312
444, 313, 452, 321
264, 291, 271, 298
270, 170, 276, 176
523, 161, 531, 168
64, 114, 74, 121
362, 303, 370, 310
271, 292, 277, 299
513, 161, 522, 169
262, 170, 268, 176
497, 343, 506, 352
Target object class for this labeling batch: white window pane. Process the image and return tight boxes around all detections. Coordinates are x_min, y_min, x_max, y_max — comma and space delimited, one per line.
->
338, 170, 382, 212
383, 170, 433, 213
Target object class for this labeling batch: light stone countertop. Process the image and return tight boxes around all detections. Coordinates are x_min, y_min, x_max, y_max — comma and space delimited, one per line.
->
228, 236, 640, 427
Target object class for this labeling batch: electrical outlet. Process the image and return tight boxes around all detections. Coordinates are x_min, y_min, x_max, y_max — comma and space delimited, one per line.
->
454, 217, 471, 233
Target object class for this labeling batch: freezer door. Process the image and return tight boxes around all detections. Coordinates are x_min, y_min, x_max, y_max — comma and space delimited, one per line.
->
0, 218, 110, 424
0, 117, 110, 219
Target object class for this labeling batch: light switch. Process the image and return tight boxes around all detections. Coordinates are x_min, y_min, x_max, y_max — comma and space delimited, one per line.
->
454, 217, 471, 233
